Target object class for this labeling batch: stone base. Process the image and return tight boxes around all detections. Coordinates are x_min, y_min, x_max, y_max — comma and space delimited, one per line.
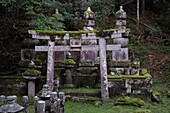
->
63, 84, 74, 88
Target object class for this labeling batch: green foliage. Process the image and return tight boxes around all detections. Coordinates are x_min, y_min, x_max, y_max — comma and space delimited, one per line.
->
32, 14, 65, 31
86, 0, 117, 29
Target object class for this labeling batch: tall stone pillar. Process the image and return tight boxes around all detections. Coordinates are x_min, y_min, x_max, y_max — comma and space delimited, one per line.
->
47, 40, 55, 91
99, 38, 109, 102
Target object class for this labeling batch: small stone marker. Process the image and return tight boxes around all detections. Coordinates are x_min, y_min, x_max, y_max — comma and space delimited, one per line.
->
37, 100, 45, 113
50, 92, 58, 113
23, 96, 28, 113
0, 95, 5, 104
59, 92, 65, 113
34, 96, 39, 113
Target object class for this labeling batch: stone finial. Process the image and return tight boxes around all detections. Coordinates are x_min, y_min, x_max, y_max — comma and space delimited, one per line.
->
87, 7, 91, 11
56, 9, 59, 14
116, 6, 126, 19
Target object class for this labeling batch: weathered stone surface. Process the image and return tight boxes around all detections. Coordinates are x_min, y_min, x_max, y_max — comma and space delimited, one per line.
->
47, 41, 55, 91
55, 51, 66, 61
70, 39, 81, 47
81, 51, 98, 61
112, 48, 128, 61
34, 96, 39, 113
109, 68, 125, 75
99, 38, 109, 101
113, 38, 129, 47
0, 96, 24, 113
116, 20, 126, 26
125, 79, 132, 93
109, 60, 131, 67
23, 96, 28, 113
106, 45, 121, 51
79, 61, 95, 67
50, 92, 58, 113
111, 33, 122, 38
59, 92, 65, 113
82, 39, 97, 45
108, 80, 124, 97
0, 95, 5, 104
28, 81, 35, 98
37, 101, 45, 113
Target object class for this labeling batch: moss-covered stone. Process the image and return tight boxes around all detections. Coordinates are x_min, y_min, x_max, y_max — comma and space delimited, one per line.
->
84, 11, 95, 18
144, 73, 152, 78
62, 59, 76, 65
152, 91, 161, 96
141, 68, 148, 75
32, 28, 130, 38
0, 102, 3, 106
135, 109, 152, 113
109, 60, 131, 67
25, 11, 37, 16
94, 101, 102, 107
115, 96, 145, 107
107, 75, 148, 79
22, 69, 41, 76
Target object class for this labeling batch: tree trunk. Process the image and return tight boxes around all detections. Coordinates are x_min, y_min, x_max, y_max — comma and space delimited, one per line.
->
137, 0, 139, 23
140, 0, 145, 15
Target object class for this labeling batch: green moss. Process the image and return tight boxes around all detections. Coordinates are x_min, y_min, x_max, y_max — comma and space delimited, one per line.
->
152, 91, 161, 96
84, 11, 95, 17
33, 28, 130, 38
94, 101, 102, 107
144, 73, 152, 78
135, 109, 152, 113
115, 97, 145, 107
134, 58, 140, 62
0, 102, 3, 106
62, 59, 76, 65
22, 69, 41, 76
107, 75, 148, 79
25, 11, 37, 16
141, 69, 148, 75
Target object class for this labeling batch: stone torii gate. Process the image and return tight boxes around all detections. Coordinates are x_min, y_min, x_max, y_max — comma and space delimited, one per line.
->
28, 6, 128, 102
28, 30, 119, 101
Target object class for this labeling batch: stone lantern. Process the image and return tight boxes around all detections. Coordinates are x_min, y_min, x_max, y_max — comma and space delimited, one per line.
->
0, 96, 24, 113
62, 52, 76, 88
22, 61, 41, 101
